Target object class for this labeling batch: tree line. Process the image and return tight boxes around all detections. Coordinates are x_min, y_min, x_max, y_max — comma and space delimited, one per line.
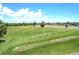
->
5, 21, 79, 27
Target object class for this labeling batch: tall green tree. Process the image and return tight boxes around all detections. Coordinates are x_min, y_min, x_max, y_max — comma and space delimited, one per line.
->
0, 20, 7, 38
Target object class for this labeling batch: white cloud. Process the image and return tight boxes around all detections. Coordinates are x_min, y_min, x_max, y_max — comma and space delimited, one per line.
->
3, 7, 13, 14
0, 3, 74, 23
0, 3, 2, 10
0, 3, 48, 23
12, 8, 29, 17
0, 3, 3, 16
33, 9, 43, 18
1, 7, 14, 16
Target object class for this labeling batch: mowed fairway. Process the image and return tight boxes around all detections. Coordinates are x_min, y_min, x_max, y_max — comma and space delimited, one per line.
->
0, 26, 79, 55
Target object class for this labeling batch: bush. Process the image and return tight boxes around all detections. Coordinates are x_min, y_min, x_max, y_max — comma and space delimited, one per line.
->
33, 22, 36, 26
65, 24, 68, 28
40, 21, 45, 27
0, 20, 7, 38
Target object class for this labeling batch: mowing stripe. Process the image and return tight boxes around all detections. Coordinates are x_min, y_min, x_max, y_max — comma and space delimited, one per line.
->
12, 36, 79, 53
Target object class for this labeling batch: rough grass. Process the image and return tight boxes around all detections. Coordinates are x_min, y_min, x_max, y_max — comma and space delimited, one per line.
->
0, 26, 79, 55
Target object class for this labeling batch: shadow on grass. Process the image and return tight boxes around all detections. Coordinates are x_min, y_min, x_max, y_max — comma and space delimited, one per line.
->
0, 38, 5, 44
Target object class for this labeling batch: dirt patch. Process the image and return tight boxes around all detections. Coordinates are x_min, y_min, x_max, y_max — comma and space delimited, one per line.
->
70, 52, 79, 55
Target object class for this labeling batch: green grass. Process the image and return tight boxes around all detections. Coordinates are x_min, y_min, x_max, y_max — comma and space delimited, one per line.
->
0, 26, 79, 55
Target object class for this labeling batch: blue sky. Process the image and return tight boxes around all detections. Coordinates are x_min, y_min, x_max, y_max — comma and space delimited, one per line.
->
0, 3, 79, 23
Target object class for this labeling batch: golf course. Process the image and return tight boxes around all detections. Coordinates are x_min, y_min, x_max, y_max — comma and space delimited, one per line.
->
0, 25, 79, 55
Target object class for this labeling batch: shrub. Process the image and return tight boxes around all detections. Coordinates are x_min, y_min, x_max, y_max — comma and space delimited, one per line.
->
33, 22, 36, 26
65, 24, 68, 28
0, 20, 7, 38
40, 21, 45, 27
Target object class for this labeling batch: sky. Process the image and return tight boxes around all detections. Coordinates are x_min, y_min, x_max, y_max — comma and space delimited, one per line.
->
0, 3, 79, 23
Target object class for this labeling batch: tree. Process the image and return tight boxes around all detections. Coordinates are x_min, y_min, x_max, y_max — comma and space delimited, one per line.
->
33, 21, 36, 26
65, 24, 68, 28
0, 20, 7, 38
65, 22, 70, 28
66, 22, 70, 24
40, 21, 45, 27
0, 20, 3, 24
